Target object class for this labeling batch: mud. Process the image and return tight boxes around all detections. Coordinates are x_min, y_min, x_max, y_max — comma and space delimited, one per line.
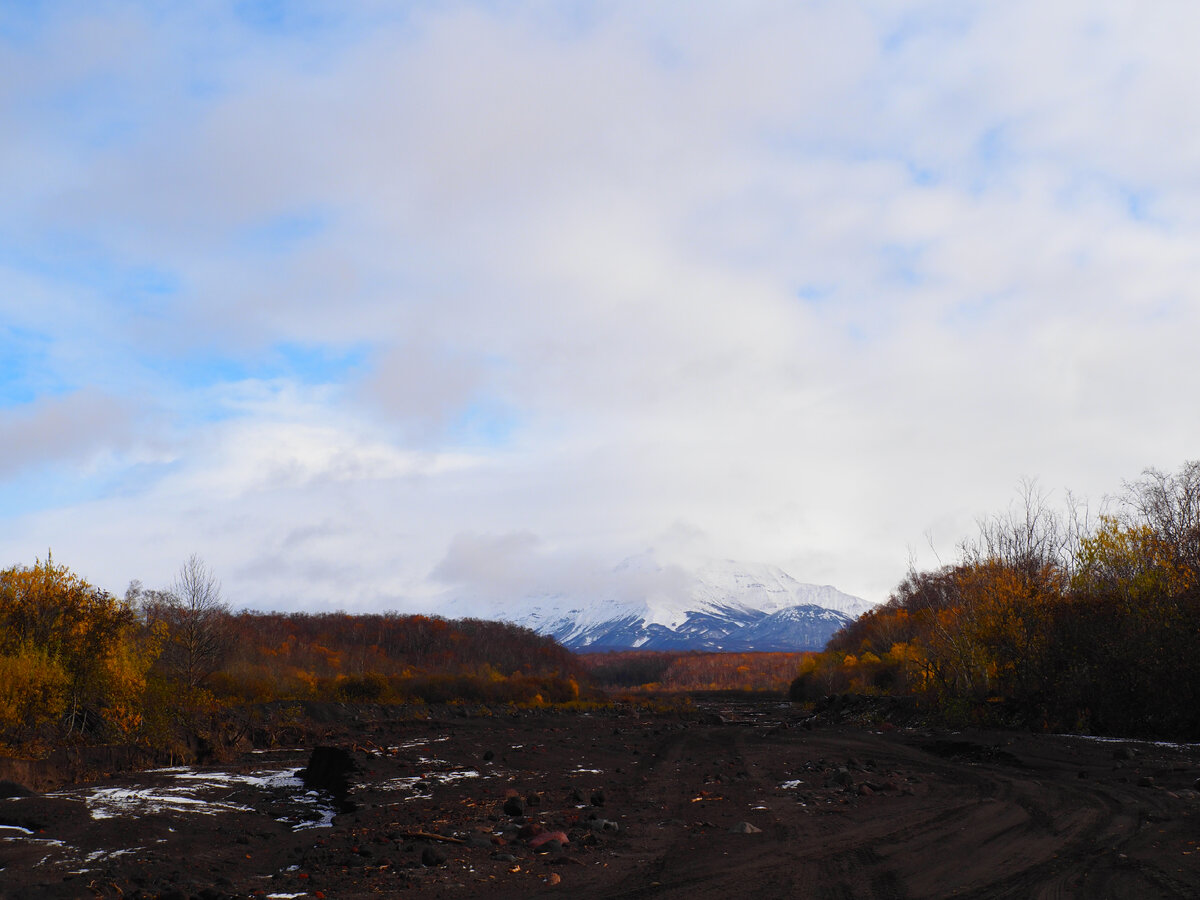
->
3, 699, 1200, 899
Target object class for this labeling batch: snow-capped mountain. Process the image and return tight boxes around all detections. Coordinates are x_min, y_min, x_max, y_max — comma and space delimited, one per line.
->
447, 557, 868, 653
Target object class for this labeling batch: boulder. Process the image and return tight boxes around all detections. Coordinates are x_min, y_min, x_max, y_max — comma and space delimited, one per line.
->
529, 830, 569, 850
0, 780, 34, 799
729, 822, 763, 834
300, 746, 359, 812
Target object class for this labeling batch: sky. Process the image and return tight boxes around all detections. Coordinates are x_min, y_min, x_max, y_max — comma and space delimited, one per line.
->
2, 1, 1200, 613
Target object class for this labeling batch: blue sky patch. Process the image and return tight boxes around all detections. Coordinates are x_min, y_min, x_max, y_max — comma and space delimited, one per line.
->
239, 209, 332, 254
0, 327, 66, 408
163, 340, 369, 391
796, 283, 835, 305
447, 397, 519, 449
0, 239, 180, 315
233, 0, 346, 37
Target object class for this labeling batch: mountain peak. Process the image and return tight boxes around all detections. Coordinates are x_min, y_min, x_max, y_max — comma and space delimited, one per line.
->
484, 556, 869, 652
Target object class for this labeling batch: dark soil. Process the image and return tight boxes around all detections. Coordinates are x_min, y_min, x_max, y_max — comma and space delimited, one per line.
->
3, 699, 1200, 899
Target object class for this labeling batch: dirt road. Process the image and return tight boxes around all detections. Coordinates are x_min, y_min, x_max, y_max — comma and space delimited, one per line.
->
3, 700, 1199, 898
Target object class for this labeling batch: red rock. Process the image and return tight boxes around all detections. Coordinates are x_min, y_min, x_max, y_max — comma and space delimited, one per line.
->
530, 830, 569, 848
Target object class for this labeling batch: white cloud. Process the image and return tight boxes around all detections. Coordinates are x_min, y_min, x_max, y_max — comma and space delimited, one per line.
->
2, 2, 1200, 608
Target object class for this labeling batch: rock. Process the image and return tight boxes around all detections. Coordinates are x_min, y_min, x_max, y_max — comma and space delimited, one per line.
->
529, 830, 569, 850
483, 750, 495, 761
518, 822, 543, 840
545, 872, 562, 886
466, 833, 493, 849
588, 818, 619, 834
503, 795, 525, 816
1138, 776, 1156, 788
525, 792, 541, 807
590, 789, 606, 807
0, 780, 34, 799
729, 822, 763, 834
857, 783, 874, 796
421, 846, 447, 867
301, 746, 359, 811
0, 795, 88, 831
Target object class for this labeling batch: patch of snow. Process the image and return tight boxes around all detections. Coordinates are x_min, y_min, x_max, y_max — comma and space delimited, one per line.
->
380, 769, 482, 793
1056, 734, 1200, 751
293, 804, 337, 830
49, 765, 336, 831
79, 786, 253, 819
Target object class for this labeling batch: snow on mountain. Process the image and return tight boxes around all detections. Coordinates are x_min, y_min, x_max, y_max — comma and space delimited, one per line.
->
444, 556, 871, 653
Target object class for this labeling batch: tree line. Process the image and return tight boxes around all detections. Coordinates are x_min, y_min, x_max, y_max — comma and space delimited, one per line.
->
794, 461, 1200, 739
583, 650, 805, 692
0, 554, 586, 757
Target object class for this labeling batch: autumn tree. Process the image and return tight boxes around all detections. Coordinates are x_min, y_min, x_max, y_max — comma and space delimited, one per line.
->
1122, 460, 1200, 587
811, 465, 1200, 738
138, 555, 231, 691
0, 554, 157, 743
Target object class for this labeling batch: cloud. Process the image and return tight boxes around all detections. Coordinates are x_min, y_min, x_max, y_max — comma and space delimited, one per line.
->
0, 390, 134, 477
430, 530, 695, 618
2, 3, 1200, 608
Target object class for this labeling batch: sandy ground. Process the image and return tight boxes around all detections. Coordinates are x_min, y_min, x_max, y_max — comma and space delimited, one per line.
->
3, 699, 1200, 899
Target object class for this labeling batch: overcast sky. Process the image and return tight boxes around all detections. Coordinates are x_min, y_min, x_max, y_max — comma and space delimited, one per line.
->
2, 1, 1199, 612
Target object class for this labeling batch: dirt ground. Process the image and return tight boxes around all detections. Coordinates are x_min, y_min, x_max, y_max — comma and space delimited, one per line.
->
3, 698, 1200, 899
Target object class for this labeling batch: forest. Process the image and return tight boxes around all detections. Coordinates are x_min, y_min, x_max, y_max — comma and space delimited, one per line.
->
794, 461, 1200, 739
0, 555, 587, 758
581, 649, 805, 692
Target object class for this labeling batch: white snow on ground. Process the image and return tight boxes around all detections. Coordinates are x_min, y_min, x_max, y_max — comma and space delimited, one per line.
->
1056, 734, 1200, 751
379, 769, 482, 795
80, 786, 254, 819
47, 764, 337, 829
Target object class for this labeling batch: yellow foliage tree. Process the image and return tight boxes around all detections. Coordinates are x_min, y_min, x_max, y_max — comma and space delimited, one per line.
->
0, 555, 159, 743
